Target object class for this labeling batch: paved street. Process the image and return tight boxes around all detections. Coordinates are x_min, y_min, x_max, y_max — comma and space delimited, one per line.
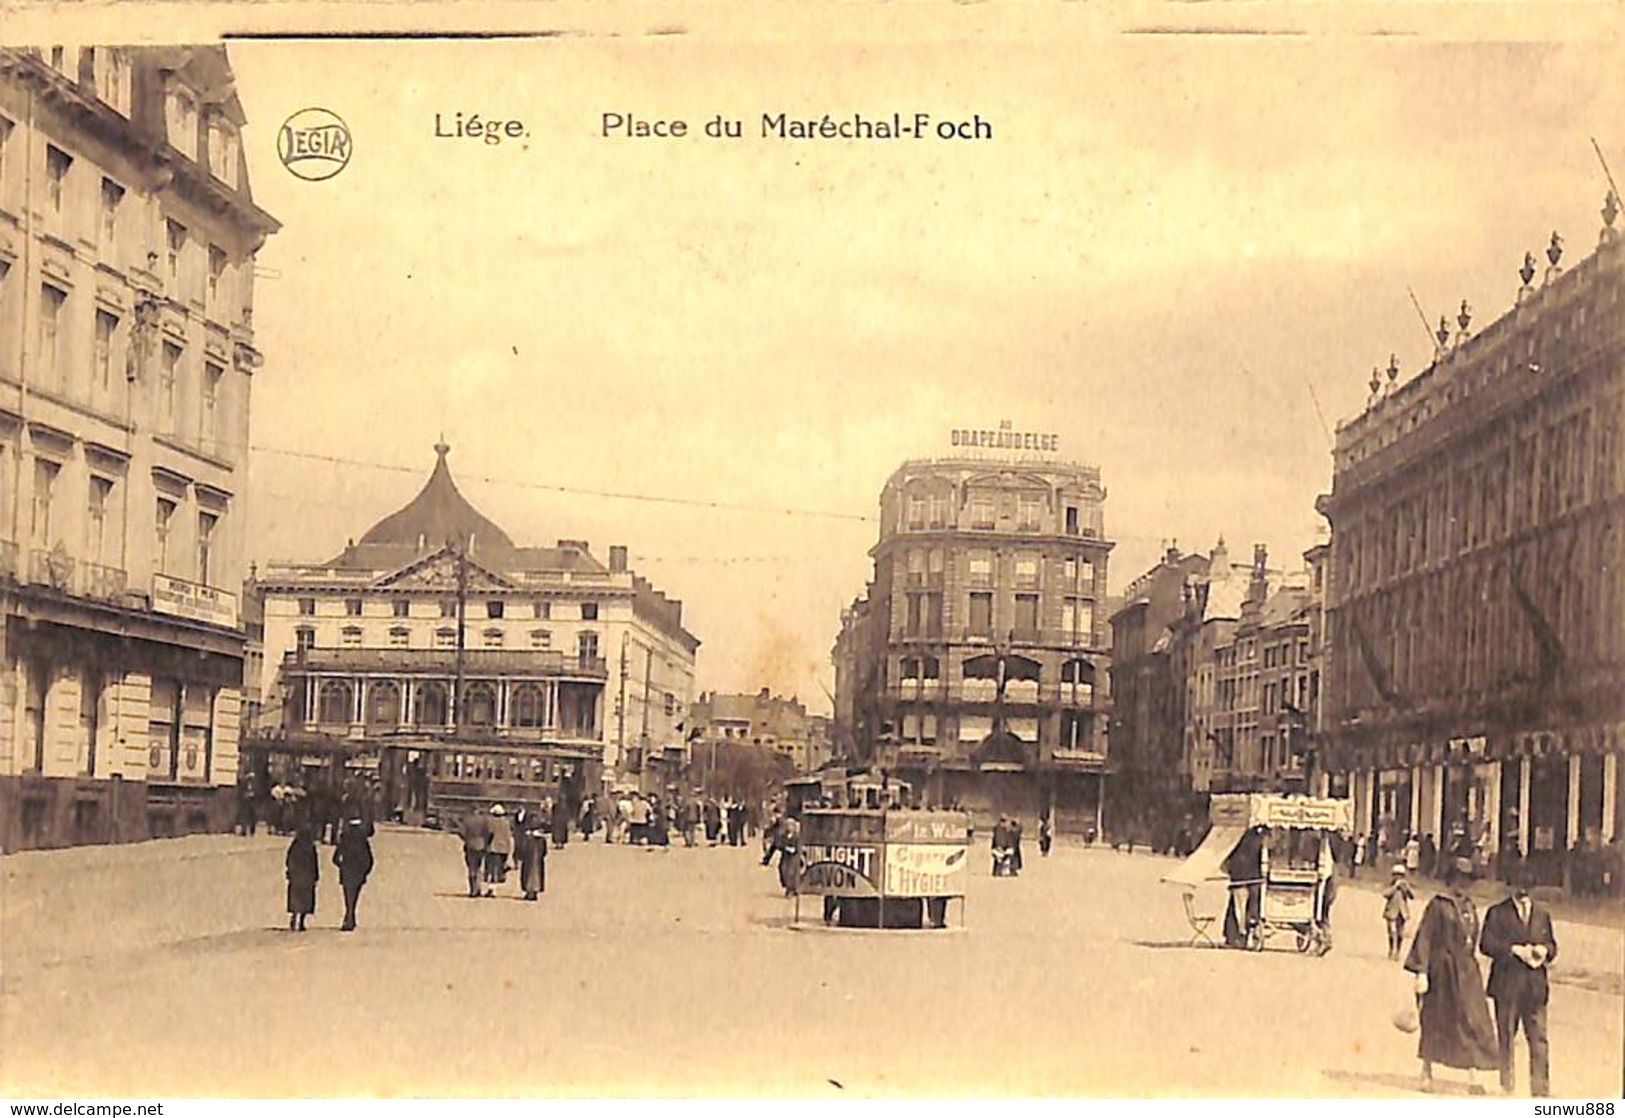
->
3, 830, 1620, 1098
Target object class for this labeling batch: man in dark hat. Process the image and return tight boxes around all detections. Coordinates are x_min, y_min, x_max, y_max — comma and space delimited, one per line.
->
1479, 867, 1559, 1096
332, 817, 374, 932
458, 808, 492, 899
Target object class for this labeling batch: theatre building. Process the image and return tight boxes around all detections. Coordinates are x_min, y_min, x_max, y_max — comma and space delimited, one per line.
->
0, 47, 278, 850
833, 452, 1113, 828
1317, 199, 1625, 887
249, 443, 699, 823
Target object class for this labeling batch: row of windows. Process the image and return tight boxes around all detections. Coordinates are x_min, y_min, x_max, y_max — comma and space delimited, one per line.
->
1339, 399, 1617, 594
2, 126, 242, 317
307, 677, 601, 736
12, 50, 240, 187
899, 489, 1104, 538
898, 591, 1096, 639
0, 264, 233, 456
296, 626, 599, 656
1261, 639, 1312, 669
903, 547, 1096, 589
5, 450, 222, 583
297, 596, 598, 621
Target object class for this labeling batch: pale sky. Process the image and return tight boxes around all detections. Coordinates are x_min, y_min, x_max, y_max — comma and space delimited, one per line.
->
202, 26, 1622, 712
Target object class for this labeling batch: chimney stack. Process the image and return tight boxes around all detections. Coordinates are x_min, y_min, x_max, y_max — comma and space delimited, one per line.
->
609, 545, 628, 573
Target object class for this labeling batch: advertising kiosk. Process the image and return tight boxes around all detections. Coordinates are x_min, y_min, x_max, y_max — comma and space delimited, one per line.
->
793, 807, 971, 930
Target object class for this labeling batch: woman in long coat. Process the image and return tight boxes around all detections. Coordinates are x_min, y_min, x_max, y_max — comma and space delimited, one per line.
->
285, 825, 318, 931
550, 797, 571, 848
1403, 858, 1499, 1091
519, 824, 548, 900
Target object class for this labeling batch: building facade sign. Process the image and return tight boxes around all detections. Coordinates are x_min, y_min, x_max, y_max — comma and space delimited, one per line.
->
950, 421, 1060, 453
152, 574, 239, 628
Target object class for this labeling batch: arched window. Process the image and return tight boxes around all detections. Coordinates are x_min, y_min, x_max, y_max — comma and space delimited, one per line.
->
413, 680, 448, 727
483, 628, 504, 649
1061, 658, 1096, 704
341, 626, 362, 648
388, 626, 410, 649
511, 683, 544, 727
366, 680, 401, 728
434, 627, 456, 650
317, 680, 354, 724
464, 681, 497, 727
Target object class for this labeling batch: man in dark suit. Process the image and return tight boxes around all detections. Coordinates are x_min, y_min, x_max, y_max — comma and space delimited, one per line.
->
1478, 872, 1558, 1097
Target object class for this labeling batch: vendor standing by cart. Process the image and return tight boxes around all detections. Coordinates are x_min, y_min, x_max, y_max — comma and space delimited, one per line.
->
1222, 825, 1266, 948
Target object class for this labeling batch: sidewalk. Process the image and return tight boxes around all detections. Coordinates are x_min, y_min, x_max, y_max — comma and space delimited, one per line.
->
1339, 863, 1625, 930
1, 831, 290, 973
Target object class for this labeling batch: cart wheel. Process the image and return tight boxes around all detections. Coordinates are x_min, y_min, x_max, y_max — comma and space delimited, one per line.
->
1294, 928, 1313, 953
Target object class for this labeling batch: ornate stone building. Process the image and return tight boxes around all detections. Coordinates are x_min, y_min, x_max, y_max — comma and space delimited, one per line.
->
250, 443, 699, 822
1317, 199, 1625, 885
0, 47, 278, 850
833, 454, 1112, 827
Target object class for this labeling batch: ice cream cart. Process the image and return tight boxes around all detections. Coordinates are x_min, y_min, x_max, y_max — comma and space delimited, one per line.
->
1165, 793, 1353, 953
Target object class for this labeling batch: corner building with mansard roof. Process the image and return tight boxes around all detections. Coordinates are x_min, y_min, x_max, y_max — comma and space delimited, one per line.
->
0, 47, 279, 850
1317, 199, 1625, 889
834, 455, 1112, 829
250, 443, 699, 824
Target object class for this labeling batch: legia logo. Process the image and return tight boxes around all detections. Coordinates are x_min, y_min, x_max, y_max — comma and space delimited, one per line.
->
278, 107, 352, 181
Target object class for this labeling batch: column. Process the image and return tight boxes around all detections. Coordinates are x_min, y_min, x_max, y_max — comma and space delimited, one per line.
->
1602, 753, 1618, 843
497, 681, 509, 728
352, 676, 363, 726
304, 675, 317, 725
1410, 767, 1422, 833
1567, 751, 1582, 852
1430, 763, 1445, 843
1095, 771, 1106, 839
1485, 760, 1501, 854
1518, 756, 1531, 856
401, 679, 413, 730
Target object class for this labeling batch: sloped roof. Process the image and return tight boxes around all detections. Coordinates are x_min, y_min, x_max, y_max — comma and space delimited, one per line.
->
352, 442, 515, 554
1202, 573, 1249, 622
1262, 584, 1311, 627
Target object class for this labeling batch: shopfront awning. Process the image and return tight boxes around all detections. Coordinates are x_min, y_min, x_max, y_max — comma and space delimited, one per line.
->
1162, 825, 1245, 890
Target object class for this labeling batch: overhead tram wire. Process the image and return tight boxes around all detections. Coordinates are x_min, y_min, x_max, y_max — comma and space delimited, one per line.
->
248, 444, 877, 524
249, 444, 1269, 550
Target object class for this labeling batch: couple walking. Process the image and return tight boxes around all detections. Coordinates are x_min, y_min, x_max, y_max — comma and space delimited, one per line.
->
459, 804, 547, 900
1402, 859, 1558, 1096
285, 817, 374, 932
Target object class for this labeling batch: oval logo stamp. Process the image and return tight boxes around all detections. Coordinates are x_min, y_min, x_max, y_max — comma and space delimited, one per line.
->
277, 107, 352, 181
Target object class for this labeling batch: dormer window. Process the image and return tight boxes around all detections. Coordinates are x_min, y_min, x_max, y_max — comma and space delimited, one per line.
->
91, 49, 131, 116
207, 116, 239, 187
165, 86, 199, 159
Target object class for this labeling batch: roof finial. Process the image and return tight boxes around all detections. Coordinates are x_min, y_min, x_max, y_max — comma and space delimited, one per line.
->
435, 436, 450, 461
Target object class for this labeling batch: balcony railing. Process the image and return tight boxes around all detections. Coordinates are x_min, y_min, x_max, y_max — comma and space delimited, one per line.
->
285, 646, 610, 679
78, 561, 129, 603
28, 548, 73, 591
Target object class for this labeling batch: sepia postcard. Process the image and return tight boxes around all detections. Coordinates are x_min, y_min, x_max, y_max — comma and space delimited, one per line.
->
0, 1, 1622, 1103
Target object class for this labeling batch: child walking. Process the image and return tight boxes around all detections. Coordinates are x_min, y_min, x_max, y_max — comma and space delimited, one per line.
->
1381, 863, 1415, 960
